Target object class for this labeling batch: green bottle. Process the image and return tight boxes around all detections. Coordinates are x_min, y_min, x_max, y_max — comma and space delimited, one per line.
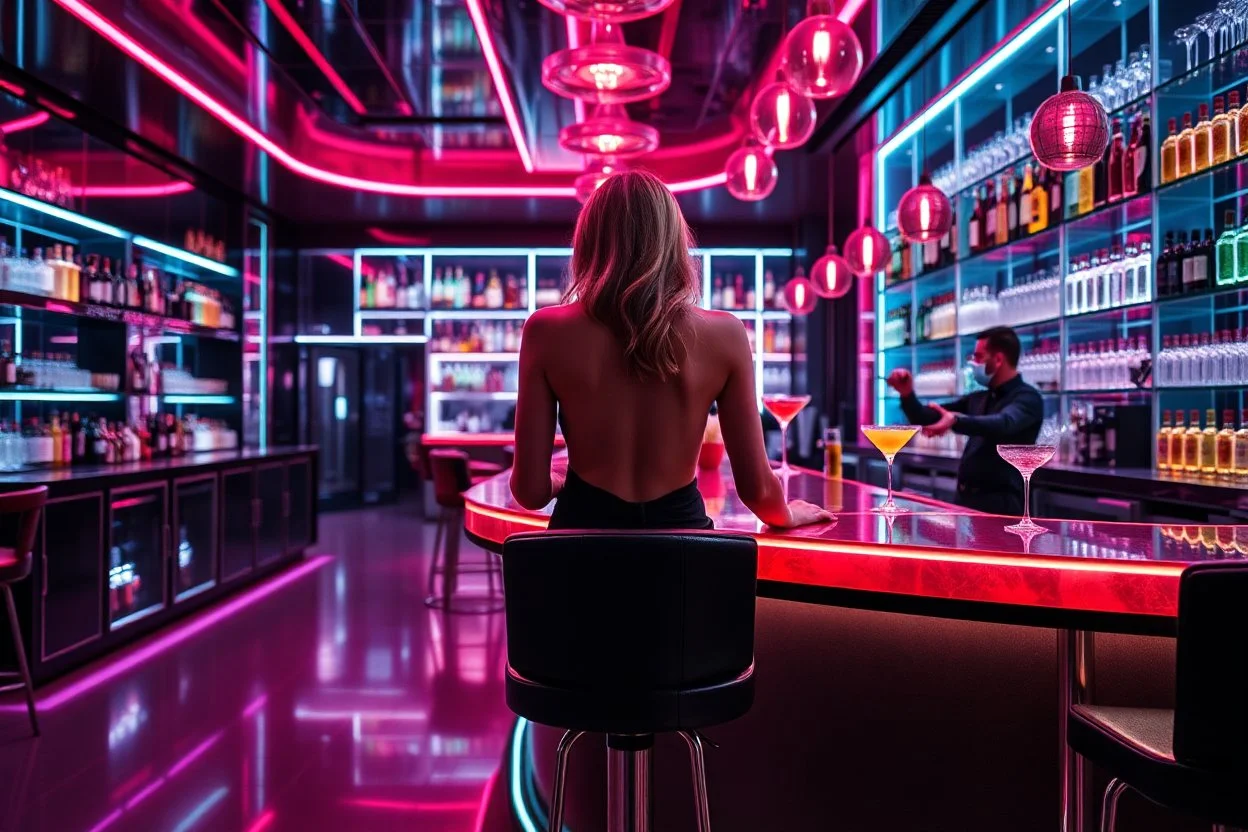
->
1238, 210, 1248, 283
1217, 209, 1238, 286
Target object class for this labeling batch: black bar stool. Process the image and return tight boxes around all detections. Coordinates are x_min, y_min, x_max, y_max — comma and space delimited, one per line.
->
502, 530, 757, 832
1067, 561, 1248, 831
0, 487, 47, 736
426, 450, 503, 613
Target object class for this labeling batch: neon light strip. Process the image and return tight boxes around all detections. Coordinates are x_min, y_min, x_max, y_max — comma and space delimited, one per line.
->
243, 810, 276, 832
0, 556, 332, 711
0, 186, 126, 238
342, 798, 480, 812
75, 181, 195, 198
170, 786, 229, 832
430, 391, 518, 401
293, 334, 429, 344
46, 0, 738, 198
877, 0, 1070, 160
429, 352, 518, 362
133, 236, 240, 277
168, 731, 226, 777
510, 719, 538, 832
427, 310, 529, 320
463, 0, 535, 172
0, 111, 50, 133
260, 0, 367, 114
0, 391, 121, 402
162, 394, 237, 405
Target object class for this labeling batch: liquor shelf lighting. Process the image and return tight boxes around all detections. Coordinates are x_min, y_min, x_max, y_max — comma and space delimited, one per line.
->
162, 394, 237, 405
132, 236, 240, 278
0, 391, 122, 402
0, 187, 127, 239
293, 335, 429, 344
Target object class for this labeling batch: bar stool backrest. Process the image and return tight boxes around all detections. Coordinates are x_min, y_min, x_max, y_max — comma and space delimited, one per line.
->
501, 531, 757, 693
1173, 561, 1248, 772
0, 487, 48, 581
429, 450, 472, 508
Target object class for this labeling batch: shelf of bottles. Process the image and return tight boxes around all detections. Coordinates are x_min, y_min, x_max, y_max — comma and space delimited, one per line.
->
0, 173, 243, 471
870, 0, 1248, 472
351, 247, 801, 435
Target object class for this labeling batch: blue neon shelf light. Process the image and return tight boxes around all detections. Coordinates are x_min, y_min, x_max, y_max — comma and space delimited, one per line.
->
0, 390, 122, 402
0, 188, 127, 239
162, 394, 236, 405
133, 236, 240, 278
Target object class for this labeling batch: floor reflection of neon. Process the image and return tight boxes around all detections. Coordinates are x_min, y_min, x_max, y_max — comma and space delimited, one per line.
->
1, 556, 332, 712
167, 729, 225, 777
343, 798, 479, 812
243, 809, 276, 832
170, 786, 229, 832
473, 768, 501, 832
510, 718, 539, 832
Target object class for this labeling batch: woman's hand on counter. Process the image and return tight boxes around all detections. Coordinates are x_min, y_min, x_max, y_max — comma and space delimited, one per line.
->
772, 499, 836, 529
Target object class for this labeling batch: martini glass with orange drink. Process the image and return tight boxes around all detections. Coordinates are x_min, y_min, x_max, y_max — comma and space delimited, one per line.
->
761, 394, 811, 475
861, 424, 920, 513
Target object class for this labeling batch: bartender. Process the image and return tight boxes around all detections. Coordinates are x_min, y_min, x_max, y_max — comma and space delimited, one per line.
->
887, 326, 1043, 515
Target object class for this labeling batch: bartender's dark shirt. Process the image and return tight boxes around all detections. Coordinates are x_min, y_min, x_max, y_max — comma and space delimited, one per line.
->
899, 375, 1044, 513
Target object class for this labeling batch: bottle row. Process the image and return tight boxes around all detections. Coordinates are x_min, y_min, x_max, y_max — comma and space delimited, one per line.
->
128, 350, 227, 397
0, 348, 119, 391
429, 267, 527, 310
913, 362, 958, 397
441, 405, 505, 434
430, 320, 523, 354
0, 241, 235, 327
0, 413, 237, 471
757, 320, 797, 354
1159, 87, 1248, 185
761, 365, 793, 393
0, 144, 74, 209
1066, 237, 1153, 315
967, 161, 1063, 253
1157, 409, 1248, 478
916, 293, 957, 342
1066, 337, 1150, 391
359, 265, 427, 310
534, 276, 568, 308
1068, 113, 1151, 218
1156, 330, 1248, 387
958, 267, 1063, 333
1017, 341, 1062, 390
435, 363, 517, 393
709, 271, 786, 311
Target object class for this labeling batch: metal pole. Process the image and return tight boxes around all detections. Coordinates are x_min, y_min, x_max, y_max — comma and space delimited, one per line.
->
1059, 629, 1095, 832
607, 736, 653, 832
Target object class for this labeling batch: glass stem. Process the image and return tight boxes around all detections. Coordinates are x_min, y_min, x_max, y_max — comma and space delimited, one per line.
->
780, 424, 788, 471
886, 458, 894, 504
1022, 473, 1032, 523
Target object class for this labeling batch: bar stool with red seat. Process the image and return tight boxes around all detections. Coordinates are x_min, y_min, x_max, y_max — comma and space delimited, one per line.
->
0, 487, 47, 736
426, 450, 504, 613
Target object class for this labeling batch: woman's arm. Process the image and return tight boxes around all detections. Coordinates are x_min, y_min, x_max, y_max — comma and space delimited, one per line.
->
510, 311, 560, 509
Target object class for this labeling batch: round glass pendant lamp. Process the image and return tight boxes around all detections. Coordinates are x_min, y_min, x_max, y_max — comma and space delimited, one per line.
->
542, 23, 671, 104
844, 225, 889, 276
750, 72, 817, 149
781, 0, 864, 100
896, 174, 952, 243
724, 144, 778, 202
559, 105, 659, 157
1029, 75, 1110, 171
537, 0, 677, 23
782, 276, 819, 315
809, 245, 853, 299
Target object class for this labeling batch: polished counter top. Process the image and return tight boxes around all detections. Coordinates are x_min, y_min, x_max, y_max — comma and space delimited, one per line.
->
0, 445, 318, 486
464, 464, 1246, 634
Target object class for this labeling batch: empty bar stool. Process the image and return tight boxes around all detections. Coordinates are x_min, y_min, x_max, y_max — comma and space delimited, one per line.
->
0, 487, 47, 736
426, 450, 504, 613
1068, 561, 1248, 831
502, 531, 758, 832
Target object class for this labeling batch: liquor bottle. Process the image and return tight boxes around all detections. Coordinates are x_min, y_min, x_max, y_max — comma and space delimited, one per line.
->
1201, 408, 1218, 474
734, 274, 746, 308
50, 415, 63, 467
1178, 113, 1195, 179
969, 189, 982, 252
1156, 409, 1172, 471
1107, 119, 1124, 202
1029, 165, 1048, 234
1170, 410, 1186, 471
1212, 96, 1233, 165
1048, 165, 1063, 227
1078, 159, 1095, 215
1236, 408, 1248, 478
1202, 228, 1216, 290
1217, 209, 1238, 287
1008, 170, 1021, 241
1135, 114, 1151, 194
722, 273, 735, 308
485, 270, 503, 309
1018, 166, 1030, 239
1231, 91, 1244, 156
1194, 104, 1212, 172
1238, 212, 1248, 284
1160, 118, 1178, 184
984, 182, 997, 245
1216, 409, 1235, 475
995, 176, 1008, 245
1123, 118, 1140, 198
1155, 233, 1172, 298
1183, 409, 1202, 473
1172, 232, 1188, 297
1093, 130, 1110, 207
711, 274, 724, 308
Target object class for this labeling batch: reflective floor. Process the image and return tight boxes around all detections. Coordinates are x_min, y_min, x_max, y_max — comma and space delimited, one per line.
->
0, 502, 514, 832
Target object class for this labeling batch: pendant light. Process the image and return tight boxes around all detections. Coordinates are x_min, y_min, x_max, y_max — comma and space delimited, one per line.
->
781, 275, 819, 315
1028, 0, 1109, 171
809, 245, 853, 299
781, 0, 863, 100
844, 225, 889, 277
574, 160, 620, 203
724, 143, 778, 202
750, 71, 817, 149
537, 0, 676, 23
896, 68, 952, 243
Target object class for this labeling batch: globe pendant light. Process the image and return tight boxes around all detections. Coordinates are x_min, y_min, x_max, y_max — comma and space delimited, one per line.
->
543, 22, 671, 104
560, 104, 659, 158
724, 143, 778, 202
896, 174, 952, 244
537, 0, 677, 23
781, 0, 863, 100
750, 72, 817, 149
782, 275, 819, 315
844, 225, 889, 277
1029, 74, 1110, 171
809, 245, 853, 299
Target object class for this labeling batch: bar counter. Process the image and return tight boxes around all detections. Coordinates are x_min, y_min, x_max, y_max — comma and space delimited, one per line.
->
467, 465, 1223, 831
465, 464, 1241, 635
0, 446, 319, 683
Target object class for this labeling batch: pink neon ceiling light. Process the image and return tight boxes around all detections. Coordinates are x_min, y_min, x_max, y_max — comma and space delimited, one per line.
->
0, 111, 51, 133
464, 0, 535, 172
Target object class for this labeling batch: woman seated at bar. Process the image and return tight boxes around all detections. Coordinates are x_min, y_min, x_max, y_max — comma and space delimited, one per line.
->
509, 169, 831, 530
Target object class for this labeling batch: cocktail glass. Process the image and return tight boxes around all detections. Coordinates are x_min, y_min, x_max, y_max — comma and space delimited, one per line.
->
861, 424, 919, 513
997, 444, 1057, 533
762, 394, 811, 476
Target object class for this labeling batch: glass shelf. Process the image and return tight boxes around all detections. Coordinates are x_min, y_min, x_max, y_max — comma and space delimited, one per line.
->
0, 288, 240, 340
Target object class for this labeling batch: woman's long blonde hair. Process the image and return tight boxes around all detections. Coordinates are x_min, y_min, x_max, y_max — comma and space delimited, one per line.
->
565, 169, 700, 380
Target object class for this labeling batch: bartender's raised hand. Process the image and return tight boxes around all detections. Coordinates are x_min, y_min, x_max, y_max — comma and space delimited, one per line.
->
777, 499, 836, 528
922, 403, 957, 437
886, 368, 914, 397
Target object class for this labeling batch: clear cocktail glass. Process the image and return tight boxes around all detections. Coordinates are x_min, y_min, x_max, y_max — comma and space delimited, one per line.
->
997, 444, 1057, 533
762, 394, 811, 476
861, 424, 919, 513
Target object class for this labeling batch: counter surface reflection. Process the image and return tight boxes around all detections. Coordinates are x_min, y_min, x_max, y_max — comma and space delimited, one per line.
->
465, 465, 1247, 634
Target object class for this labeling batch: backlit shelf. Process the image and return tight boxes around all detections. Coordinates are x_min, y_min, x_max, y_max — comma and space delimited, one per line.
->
0, 388, 122, 402
429, 391, 517, 401
428, 352, 518, 362
426, 309, 528, 320
357, 309, 427, 319
0, 288, 241, 341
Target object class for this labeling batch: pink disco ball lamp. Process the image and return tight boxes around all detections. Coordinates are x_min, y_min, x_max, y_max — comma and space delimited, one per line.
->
724, 144, 778, 202
844, 225, 890, 277
750, 72, 817, 149
896, 174, 952, 244
782, 0, 863, 100
782, 276, 819, 315
1029, 74, 1111, 171
809, 245, 853, 299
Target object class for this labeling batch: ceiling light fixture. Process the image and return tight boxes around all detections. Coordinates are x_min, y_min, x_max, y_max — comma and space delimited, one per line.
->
542, 23, 671, 103
574, 159, 622, 203
723, 142, 777, 202
782, 0, 863, 100
750, 71, 817, 149
559, 105, 659, 157
537, 0, 677, 22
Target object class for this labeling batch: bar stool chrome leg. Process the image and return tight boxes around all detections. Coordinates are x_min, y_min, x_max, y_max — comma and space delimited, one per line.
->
548, 730, 585, 832
1060, 629, 1095, 832
426, 509, 446, 603
1099, 778, 1129, 832
680, 731, 712, 832
3, 586, 37, 736
607, 735, 653, 832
